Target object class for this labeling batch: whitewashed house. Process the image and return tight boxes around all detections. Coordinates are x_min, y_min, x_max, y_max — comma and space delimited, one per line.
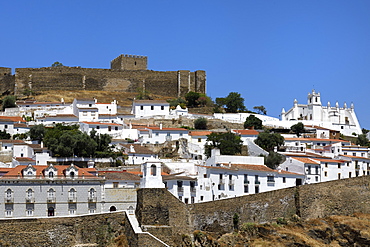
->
131, 100, 170, 118
119, 144, 158, 166
137, 125, 189, 144
188, 130, 212, 160
232, 129, 260, 143
80, 121, 124, 139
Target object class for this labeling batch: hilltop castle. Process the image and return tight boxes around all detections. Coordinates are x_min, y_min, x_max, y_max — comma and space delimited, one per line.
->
0, 54, 206, 98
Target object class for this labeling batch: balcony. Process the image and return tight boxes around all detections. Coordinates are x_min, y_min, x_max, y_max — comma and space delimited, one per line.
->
355, 165, 360, 170
25, 197, 35, 203
244, 180, 250, 184
88, 196, 97, 202
4, 197, 13, 203
255, 181, 261, 185
177, 187, 184, 193
47, 197, 56, 203
219, 178, 225, 185
190, 187, 196, 193
68, 197, 77, 203
229, 179, 235, 186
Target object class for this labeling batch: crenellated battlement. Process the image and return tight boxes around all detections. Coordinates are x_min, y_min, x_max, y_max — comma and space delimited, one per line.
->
0, 54, 206, 98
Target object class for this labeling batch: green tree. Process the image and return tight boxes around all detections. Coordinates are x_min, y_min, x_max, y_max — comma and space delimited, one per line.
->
264, 151, 284, 169
255, 132, 284, 152
356, 134, 369, 147
244, 115, 262, 129
136, 87, 152, 100
29, 124, 45, 143
290, 122, 305, 137
253, 105, 267, 115
185, 91, 200, 108
51, 61, 64, 67
205, 132, 243, 157
2, 95, 16, 111
167, 98, 187, 109
0, 130, 11, 139
224, 92, 246, 113
194, 117, 208, 130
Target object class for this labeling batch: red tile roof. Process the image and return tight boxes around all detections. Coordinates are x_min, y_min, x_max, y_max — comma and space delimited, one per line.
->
189, 131, 212, 136
233, 129, 259, 135
0, 116, 26, 123
82, 121, 122, 126
291, 157, 319, 164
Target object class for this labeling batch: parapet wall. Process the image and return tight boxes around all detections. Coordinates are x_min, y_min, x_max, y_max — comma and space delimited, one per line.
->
136, 175, 370, 242
8, 55, 206, 98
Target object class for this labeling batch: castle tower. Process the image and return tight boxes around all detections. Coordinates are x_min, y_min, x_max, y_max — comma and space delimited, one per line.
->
110, 54, 147, 71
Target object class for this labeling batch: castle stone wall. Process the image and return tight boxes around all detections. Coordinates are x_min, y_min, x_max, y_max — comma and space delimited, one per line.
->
135, 176, 370, 242
0, 67, 14, 94
14, 67, 206, 98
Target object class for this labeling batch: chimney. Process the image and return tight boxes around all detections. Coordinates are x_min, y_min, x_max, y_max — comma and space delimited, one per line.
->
160, 123, 163, 130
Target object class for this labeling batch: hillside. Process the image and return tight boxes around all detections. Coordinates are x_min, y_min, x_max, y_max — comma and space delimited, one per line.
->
181, 213, 370, 247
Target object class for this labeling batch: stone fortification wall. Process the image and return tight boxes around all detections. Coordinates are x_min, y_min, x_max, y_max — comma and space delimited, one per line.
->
0, 212, 126, 246
135, 176, 370, 243
14, 66, 206, 98
111, 54, 147, 71
0, 67, 15, 94
136, 188, 192, 246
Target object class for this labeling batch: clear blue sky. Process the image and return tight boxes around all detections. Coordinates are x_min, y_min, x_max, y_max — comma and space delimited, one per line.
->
1, 1, 369, 129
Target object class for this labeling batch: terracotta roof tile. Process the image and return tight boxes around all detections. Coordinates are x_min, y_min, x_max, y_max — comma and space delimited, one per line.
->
233, 129, 259, 135
189, 131, 212, 136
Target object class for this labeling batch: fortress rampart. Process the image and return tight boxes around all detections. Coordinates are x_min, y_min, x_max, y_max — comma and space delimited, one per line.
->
0, 176, 369, 246
0, 54, 206, 98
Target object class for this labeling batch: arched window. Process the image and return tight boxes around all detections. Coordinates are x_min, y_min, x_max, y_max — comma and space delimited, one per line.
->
151, 164, 157, 176
48, 171, 54, 178
70, 171, 75, 179
110, 206, 116, 212
47, 188, 55, 199
5, 189, 12, 199
89, 188, 96, 199
69, 188, 76, 199
26, 188, 33, 199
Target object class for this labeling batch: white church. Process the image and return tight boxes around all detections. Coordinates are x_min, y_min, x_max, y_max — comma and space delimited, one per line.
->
278, 90, 362, 136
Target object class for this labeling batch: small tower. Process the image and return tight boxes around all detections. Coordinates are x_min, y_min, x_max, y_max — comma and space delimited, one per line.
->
110, 54, 148, 71
140, 159, 165, 188
307, 90, 321, 105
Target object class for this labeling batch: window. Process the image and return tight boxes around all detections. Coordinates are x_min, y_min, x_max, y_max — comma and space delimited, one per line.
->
353, 153, 356, 156
267, 176, 275, 182
325, 163, 328, 168
315, 166, 319, 174
349, 172, 352, 178
203, 174, 207, 178
96, 126, 100, 129
69, 188, 76, 200
338, 163, 341, 169
151, 106, 154, 110
48, 171, 54, 178
198, 138, 201, 142
161, 106, 164, 110
89, 188, 96, 200
151, 165, 157, 176
244, 174, 248, 184
244, 185, 248, 193
324, 171, 327, 177
155, 133, 159, 136
200, 196, 204, 201
83, 111, 87, 116
113, 182, 119, 188
47, 188, 55, 201
108, 126, 111, 131
68, 203, 76, 215
307, 165, 311, 175
4, 125, 7, 129
338, 173, 341, 179
26, 204, 34, 216
184, 198, 189, 204
140, 106, 143, 110
115, 127, 118, 131
5, 189, 12, 200
282, 177, 286, 183
91, 112, 95, 116
180, 133, 183, 137
191, 197, 195, 204
255, 186, 259, 193
26, 188, 33, 201
315, 176, 319, 182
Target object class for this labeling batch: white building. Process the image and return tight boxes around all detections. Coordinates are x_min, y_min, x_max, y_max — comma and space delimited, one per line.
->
137, 125, 189, 144
131, 100, 170, 118
278, 90, 362, 136
0, 164, 104, 218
